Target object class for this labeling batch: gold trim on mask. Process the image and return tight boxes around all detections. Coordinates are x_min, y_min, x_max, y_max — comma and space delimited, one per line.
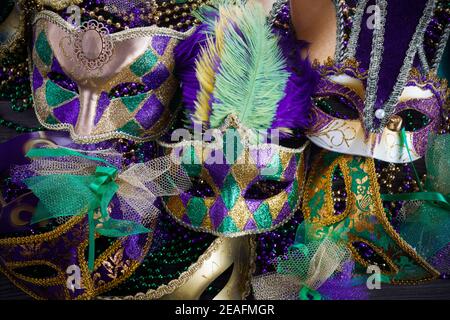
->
98, 236, 256, 300
302, 151, 440, 285
303, 154, 355, 227
347, 236, 399, 276
36, 0, 83, 11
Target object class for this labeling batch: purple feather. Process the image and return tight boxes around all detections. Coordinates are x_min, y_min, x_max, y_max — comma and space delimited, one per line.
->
271, 31, 319, 131
173, 6, 223, 126
173, 24, 209, 118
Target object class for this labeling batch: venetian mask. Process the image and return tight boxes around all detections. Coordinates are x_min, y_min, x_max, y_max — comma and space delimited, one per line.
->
260, 0, 450, 287
160, 1, 316, 237
302, 150, 440, 284
0, 131, 256, 300
0, 132, 155, 300
31, 9, 194, 143
293, 0, 449, 163
162, 117, 307, 236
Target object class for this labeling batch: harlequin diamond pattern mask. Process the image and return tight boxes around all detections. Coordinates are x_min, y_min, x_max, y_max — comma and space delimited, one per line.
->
160, 1, 317, 236
298, 0, 449, 163
31, 10, 194, 143
162, 118, 307, 236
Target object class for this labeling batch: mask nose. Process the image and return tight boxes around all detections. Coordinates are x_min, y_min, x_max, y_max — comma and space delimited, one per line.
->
74, 88, 99, 136
387, 115, 403, 132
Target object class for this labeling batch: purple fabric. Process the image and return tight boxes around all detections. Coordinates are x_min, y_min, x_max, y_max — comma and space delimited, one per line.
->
32, 67, 43, 91
209, 197, 228, 229
244, 218, 257, 231
319, 262, 369, 300
124, 235, 142, 260
246, 199, 264, 213
94, 92, 110, 125
135, 94, 164, 130
180, 192, 192, 208
152, 35, 170, 56
51, 57, 65, 74
204, 151, 230, 189
356, 0, 430, 121
283, 156, 297, 180
272, 31, 318, 130
142, 63, 170, 90
53, 98, 80, 126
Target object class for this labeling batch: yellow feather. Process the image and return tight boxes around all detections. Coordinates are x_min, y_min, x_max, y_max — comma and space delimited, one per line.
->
192, 8, 230, 125
193, 39, 218, 123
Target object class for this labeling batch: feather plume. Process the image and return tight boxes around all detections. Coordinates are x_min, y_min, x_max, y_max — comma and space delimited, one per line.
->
208, 3, 289, 130
192, 13, 228, 126
174, 24, 209, 117
272, 32, 319, 132
175, 0, 317, 133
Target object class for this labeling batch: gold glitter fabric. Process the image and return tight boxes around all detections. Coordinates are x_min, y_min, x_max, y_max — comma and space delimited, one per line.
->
161, 116, 309, 237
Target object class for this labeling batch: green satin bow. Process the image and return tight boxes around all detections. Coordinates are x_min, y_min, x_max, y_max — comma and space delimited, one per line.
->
24, 148, 150, 271
298, 286, 322, 300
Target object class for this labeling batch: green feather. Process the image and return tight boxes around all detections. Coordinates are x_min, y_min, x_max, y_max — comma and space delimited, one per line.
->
193, 0, 243, 25
207, 3, 289, 130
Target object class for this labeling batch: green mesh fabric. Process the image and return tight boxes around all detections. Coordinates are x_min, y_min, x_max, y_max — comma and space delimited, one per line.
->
399, 134, 450, 261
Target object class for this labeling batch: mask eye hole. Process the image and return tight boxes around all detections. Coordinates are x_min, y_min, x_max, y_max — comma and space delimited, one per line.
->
279, 130, 309, 149
12, 264, 59, 279
350, 241, 396, 273
396, 109, 431, 132
313, 95, 359, 120
331, 166, 347, 215
199, 264, 234, 300
109, 82, 149, 98
47, 72, 79, 93
186, 176, 215, 197
244, 180, 291, 200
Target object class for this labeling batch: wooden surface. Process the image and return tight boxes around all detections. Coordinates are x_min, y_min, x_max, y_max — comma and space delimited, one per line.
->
1, 274, 450, 300
1, 102, 450, 299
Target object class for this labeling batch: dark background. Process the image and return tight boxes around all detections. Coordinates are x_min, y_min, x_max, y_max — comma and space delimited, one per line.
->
1, 102, 450, 300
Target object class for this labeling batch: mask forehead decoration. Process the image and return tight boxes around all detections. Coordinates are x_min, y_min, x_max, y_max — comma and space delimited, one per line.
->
291, 0, 450, 162
161, 0, 317, 236
31, 10, 195, 143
